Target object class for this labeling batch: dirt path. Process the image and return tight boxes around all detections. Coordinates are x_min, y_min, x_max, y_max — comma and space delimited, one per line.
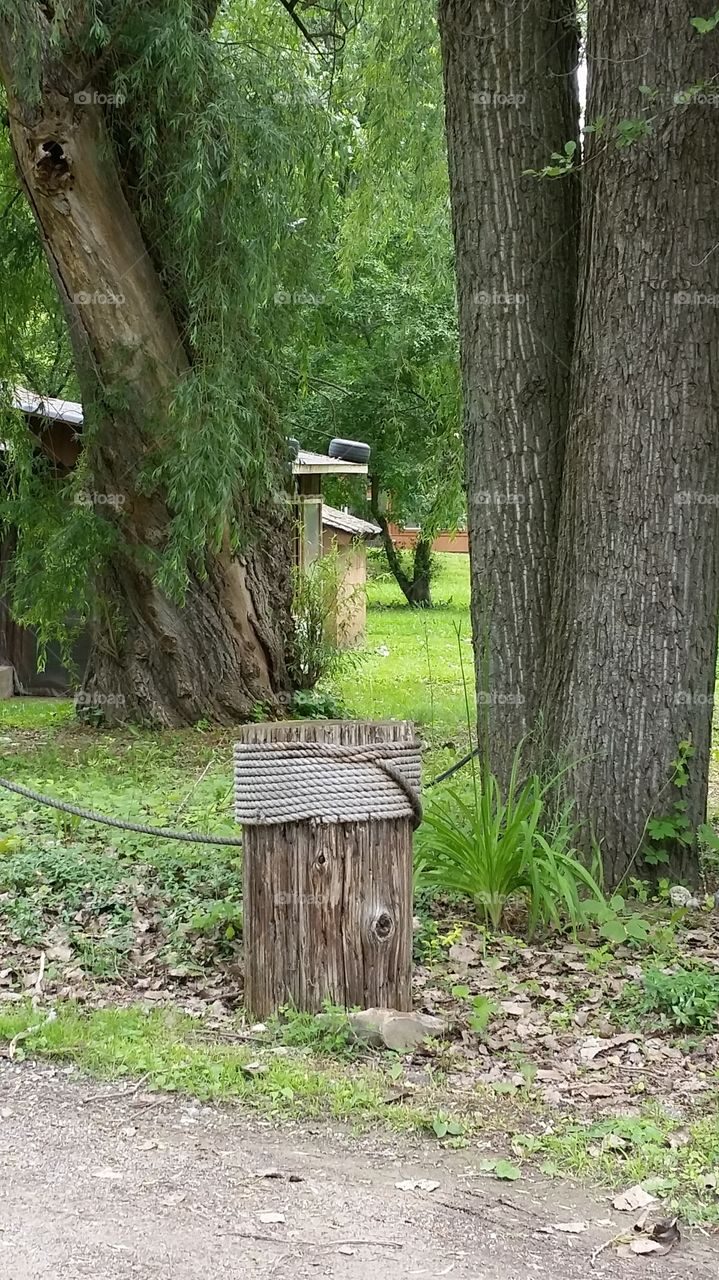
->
0, 1061, 716, 1279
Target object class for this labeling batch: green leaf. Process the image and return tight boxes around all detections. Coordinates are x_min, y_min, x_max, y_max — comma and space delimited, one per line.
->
493, 1160, 521, 1181
625, 916, 650, 941
691, 12, 719, 33
451, 984, 470, 1000
599, 917, 627, 944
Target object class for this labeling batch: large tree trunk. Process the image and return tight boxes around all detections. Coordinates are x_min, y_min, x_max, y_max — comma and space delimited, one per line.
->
439, 0, 580, 776
0, 21, 292, 724
544, 3, 719, 883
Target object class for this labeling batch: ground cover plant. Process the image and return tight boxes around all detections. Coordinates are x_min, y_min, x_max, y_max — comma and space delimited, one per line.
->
3, 554, 719, 1225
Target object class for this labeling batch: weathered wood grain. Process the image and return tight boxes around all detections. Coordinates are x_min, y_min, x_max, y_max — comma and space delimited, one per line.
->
238, 719, 414, 1018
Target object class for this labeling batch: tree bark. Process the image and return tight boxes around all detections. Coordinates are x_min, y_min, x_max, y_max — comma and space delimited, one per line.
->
439, 0, 580, 775
407, 536, 432, 608
369, 478, 433, 607
544, 3, 719, 884
0, 14, 293, 725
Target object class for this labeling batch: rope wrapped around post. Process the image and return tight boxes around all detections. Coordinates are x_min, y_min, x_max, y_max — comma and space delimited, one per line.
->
234, 737, 423, 828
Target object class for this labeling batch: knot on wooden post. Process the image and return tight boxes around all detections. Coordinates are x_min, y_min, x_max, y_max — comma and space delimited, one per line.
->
234, 738, 423, 828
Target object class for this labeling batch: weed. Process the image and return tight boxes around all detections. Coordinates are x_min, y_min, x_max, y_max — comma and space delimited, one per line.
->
290, 688, 345, 720
634, 965, 719, 1032
451, 984, 497, 1034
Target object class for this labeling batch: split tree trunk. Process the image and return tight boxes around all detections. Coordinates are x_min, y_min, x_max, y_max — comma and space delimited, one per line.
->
0, 15, 292, 725
544, 3, 719, 883
239, 719, 414, 1018
439, 0, 580, 775
370, 480, 433, 607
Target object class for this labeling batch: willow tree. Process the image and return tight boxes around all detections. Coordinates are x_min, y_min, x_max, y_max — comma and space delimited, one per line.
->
0, 0, 330, 724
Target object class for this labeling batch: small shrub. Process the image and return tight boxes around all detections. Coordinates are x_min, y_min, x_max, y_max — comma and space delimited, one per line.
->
290, 550, 351, 690
416, 745, 605, 935
290, 688, 345, 720
637, 966, 719, 1031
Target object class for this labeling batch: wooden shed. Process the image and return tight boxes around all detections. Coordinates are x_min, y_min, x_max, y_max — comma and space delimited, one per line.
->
321, 504, 380, 647
1, 388, 377, 691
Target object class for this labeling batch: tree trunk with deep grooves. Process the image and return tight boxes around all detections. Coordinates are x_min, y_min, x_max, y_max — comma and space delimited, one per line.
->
439, 0, 580, 777
0, 21, 292, 725
239, 719, 414, 1018
544, 3, 719, 884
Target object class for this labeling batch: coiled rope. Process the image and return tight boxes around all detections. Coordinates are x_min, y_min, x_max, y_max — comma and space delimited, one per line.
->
0, 734, 427, 844
234, 738, 423, 828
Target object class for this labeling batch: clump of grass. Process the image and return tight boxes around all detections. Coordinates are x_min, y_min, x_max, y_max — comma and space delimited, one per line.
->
416, 743, 605, 935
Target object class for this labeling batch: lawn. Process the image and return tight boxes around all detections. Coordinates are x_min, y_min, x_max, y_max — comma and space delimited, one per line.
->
0, 553, 472, 980
340, 552, 473, 745
5, 552, 719, 1226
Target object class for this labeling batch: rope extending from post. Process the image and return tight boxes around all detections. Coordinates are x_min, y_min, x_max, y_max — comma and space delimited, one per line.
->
234, 738, 423, 828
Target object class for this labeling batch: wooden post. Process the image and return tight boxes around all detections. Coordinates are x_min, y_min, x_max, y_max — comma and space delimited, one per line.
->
237, 719, 415, 1019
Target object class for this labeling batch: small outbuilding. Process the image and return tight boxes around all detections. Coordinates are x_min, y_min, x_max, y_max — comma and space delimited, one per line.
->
321, 504, 380, 647
0, 389, 377, 694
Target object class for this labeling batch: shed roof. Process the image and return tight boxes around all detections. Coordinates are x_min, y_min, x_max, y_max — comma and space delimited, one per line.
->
8, 387, 369, 477
11, 386, 84, 427
295, 448, 368, 476
321, 504, 380, 538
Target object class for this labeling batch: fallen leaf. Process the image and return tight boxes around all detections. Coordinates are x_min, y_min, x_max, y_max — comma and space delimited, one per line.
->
478, 1158, 521, 1181
613, 1185, 657, 1213
552, 1221, 588, 1234
651, 1219, 680, 1249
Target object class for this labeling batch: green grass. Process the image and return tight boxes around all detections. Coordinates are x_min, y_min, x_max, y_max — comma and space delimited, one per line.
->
528, 1108, 719, 1227
0, 1000, 482, 1137
2, 999, 719, 1224
0, 558, 471, 974
339, 552, 473, 778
